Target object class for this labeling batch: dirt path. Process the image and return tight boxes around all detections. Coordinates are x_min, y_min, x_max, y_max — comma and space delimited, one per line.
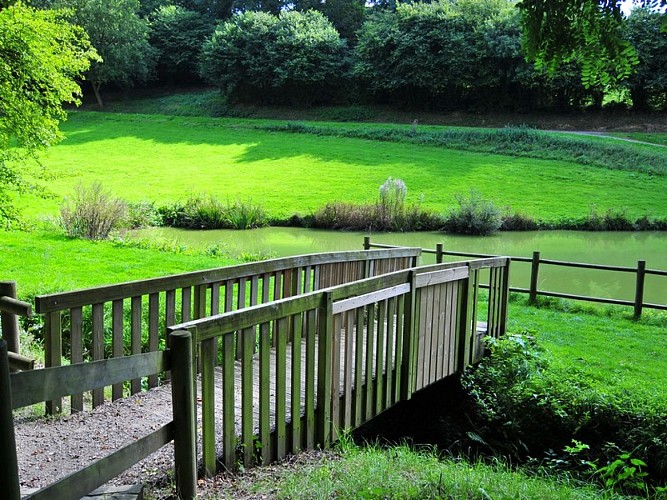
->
15, 386, 175, 493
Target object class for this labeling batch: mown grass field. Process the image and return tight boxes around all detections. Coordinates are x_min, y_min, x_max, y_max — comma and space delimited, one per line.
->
13, 111, 667, 224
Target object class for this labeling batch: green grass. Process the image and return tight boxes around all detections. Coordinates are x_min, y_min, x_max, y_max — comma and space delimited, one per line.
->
508, 296, 667, 407
246, 441, 604, 499
610, 132, 667, 147
13, 111, 667, 225
0, 228, 241, 300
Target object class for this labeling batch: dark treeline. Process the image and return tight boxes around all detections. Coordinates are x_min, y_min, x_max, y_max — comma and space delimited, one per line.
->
31, 0, 667, 111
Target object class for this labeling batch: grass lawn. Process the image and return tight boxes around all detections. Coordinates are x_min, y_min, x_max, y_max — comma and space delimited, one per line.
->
13, 111, 667, 224
508, 297, 667, 408
0, 229, 240, 300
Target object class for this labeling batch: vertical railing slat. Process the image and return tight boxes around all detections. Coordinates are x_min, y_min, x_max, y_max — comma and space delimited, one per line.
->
375, 300, 386, 414
44, 311, 62, 415
242, 326, 255, 468
316, 292, 333, 447
91, 303, 105, 408
305, 307, 317, 449
259, 319, 271, 464
111, 300, 124, 400
222, 332, 236, 470
148, 293, 159, 388
201, 334, 216, 477
354, 306, 364, 426
364, 303, 375, 420
70, 306, 84, 411
291, 311, 303, 453
130, 296, 142, 395
275, 317, 287, 459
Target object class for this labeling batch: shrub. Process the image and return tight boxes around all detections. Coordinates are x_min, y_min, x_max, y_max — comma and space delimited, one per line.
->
462, 333, 667, 491
59, 182, 127, 240
226, 199, 267, 229
501, 212, 539, 231
125, 201, 162, 229
442, 190, 502, 235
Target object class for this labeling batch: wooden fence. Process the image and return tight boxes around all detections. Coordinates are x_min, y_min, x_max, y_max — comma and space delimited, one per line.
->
0, 333, 197, 500
364, 236, 667, 317
169, 256, 510, 475
34, 248, 420, 415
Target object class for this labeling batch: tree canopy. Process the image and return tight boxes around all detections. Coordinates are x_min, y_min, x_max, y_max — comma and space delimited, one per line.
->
0, 2, 97, 227
517, 0, 666, 87
51, 0, 157, 107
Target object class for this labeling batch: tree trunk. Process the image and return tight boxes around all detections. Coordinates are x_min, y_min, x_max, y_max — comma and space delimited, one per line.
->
91, 81, 104, 108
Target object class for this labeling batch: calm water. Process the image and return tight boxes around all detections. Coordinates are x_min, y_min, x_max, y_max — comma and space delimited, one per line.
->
133, 227, 667, 306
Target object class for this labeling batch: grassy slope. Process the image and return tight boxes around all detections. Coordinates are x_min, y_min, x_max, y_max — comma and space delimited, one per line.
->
1, 230, 238, 299
14, 112, 667, 223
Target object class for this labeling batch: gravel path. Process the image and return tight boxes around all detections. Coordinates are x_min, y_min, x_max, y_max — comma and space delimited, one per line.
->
15, 385, 176, 492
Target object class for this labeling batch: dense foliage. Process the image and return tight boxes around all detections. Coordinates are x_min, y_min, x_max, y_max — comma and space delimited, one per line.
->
200, 10, 348, 104
49, 0, 156, 106
0, 2, 96, 228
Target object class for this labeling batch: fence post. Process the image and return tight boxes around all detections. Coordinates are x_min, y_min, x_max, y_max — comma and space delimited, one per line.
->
634, 260, 646, 318
529, 251, 540, 304
170, 331, 197, 500
0, 340, 21, 500
435, 243, 444, 264
363, 236, 371, 250
0, 281, 21, 355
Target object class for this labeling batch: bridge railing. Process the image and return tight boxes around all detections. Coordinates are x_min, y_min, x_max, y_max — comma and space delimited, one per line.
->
169, 256, 510, 474
33, 248, 420, 415
0, 333, 197, 500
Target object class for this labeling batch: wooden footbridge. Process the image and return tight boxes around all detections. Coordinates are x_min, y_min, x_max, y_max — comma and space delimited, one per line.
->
1, 247, 509, 499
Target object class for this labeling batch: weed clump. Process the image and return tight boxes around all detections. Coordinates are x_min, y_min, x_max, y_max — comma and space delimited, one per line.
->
159, 195, 267, 229
442, 190, 502, 235
59, 182, 127, 240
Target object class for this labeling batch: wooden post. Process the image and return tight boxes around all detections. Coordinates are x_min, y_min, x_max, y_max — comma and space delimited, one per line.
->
634, 260, 646, 318
0, 281, 21, 354
0, 340, 21, 500
363, 236, 371, 250
529, 251, 540, 304
435, 243, 444, 264
44, 311, 62, 415
170, 331, 197, 500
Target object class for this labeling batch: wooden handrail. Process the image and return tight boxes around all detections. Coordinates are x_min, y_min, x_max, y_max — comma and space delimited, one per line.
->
35, 248, 420, 313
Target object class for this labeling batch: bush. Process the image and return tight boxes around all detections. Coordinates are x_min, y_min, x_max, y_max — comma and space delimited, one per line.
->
125, 201, 162, 229
59, 182, 127, 240
442, 190, 502, 235
501, 212, 539, 231
462, 333, 667, 492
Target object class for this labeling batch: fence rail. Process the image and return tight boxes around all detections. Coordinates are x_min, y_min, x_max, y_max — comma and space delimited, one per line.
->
363, 236, 665, 317
33, 248, 420, 415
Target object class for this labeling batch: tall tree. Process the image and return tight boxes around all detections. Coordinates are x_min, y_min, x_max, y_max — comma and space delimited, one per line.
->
0, 2, 97, 227
150, 5, 214, 83
52, 0, 157, 107
625, 8, 667, 109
